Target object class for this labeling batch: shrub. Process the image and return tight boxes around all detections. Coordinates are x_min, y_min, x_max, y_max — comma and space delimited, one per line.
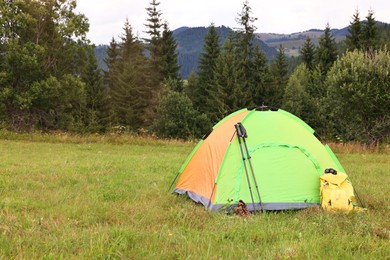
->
325, 49, 390, 145
152, 91, 211, 140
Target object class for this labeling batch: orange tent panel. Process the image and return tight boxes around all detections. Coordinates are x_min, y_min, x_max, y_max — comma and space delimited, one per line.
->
176, 109, 250, 202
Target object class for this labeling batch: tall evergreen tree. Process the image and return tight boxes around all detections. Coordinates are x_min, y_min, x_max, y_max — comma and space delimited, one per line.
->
269, 44, 289, 107
305, 24, 338, 128
144, 0, 163, 80
104, 38, 119, 72
215, 34, 241, 113
362, 9, 379, 52
144, 0, 170, 124
235, 0, 257, 60
160, 22, 181, 84
103, 38, 119, 123
315, 23, 338, 76
345, 9, 362, 51
82, 45, 110, 132
194, 24, 222, 121
250, 44, 271, 106
233, 0, 258, 108
144, 0, 163, 57
300, 37, 316, 70
184, 70, 198, 102
109, 20, 150, 128
104, 37, 119, 89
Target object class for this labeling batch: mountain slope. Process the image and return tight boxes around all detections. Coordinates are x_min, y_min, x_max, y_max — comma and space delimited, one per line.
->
174, 26, 277, 78
94, 26, 278, 79
259, 21, 390, 57
257, 27, 348, 57
93, 21, 390, 78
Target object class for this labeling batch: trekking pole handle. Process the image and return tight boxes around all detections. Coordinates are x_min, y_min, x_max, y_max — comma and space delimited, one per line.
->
234, 124, 246, 160
235, 122, 247, 138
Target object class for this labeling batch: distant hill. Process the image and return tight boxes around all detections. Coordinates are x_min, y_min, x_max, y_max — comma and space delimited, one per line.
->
93, 21, 390, 78
257, 27, 349, 57
258, 21, 390, 57
94, 44, 108, 71
174, 26, 278, 78
94, 26, 277, 79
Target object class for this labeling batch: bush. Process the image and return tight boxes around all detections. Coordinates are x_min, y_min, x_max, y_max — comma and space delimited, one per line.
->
152, 91, 212, 140
325, 49, 390, 145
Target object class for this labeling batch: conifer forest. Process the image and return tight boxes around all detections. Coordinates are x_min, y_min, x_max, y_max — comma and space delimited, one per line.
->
0, 0, 389, 145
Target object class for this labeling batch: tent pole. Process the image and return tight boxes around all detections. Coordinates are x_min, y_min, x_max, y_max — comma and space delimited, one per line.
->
207, 182, 217, 210
168, 171, 181, 192
235, 123, 256, 212
353, 187, 365, 209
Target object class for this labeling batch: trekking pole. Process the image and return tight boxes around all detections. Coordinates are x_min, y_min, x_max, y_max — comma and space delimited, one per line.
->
236, 122, 264, 212
234, 123, 256, 212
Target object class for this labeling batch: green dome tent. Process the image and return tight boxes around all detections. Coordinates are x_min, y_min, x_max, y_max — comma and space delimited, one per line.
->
174, 107, 348, 212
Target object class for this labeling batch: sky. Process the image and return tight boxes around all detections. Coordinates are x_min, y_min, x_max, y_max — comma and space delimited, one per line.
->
75, 0, 390, 45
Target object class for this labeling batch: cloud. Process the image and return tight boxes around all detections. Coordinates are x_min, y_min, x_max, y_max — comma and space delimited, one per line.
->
76, 0, 390, 44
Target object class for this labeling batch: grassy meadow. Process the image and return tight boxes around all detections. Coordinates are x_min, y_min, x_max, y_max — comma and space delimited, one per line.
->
0, 132, 389, 259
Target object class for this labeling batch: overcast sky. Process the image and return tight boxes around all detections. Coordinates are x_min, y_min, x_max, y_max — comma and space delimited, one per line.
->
75, 0, 390, 45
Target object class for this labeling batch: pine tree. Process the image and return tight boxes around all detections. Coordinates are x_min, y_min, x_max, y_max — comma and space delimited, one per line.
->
160, 23, 181, 83
345, 9, 362, 51
194, 24, 221, 120
233, 0, 258, 108
250, 44, 271, 106
144, 0, 163, 82
362, 9, 379, 52
144, 0, 170, 124
235, 0, 257, 61
104, 38, 119, 71
109, 20, 150, 128
215, 35, 241, 113
269, 44, 289, 107
300, 37, 316, 70
103, 38, 120, 124
315, 23, 338, 76
184, 70, 198, 102
104, 37, 119, 88
144, 0, 163, 57
82, 45, 110, 132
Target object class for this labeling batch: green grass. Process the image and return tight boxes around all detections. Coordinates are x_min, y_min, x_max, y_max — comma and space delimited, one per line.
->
0, 134, 389, 259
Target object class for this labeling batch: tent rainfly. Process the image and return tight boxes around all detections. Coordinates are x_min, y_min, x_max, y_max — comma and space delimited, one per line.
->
173, 107, 348, 212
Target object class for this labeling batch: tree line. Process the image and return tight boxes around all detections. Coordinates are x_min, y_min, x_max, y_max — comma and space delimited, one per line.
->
0, 0, 389, 145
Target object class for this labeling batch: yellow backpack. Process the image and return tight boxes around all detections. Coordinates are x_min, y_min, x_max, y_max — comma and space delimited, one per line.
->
320, 168, 356, 213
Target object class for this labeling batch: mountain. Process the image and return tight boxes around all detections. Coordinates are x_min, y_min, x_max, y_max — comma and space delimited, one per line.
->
174, 26, 278, 78
256, 27, 349, 57
94, 44, 108, 71
93, 22, 390, 78
259, 21, 390, 57
93, 26, 278, 79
